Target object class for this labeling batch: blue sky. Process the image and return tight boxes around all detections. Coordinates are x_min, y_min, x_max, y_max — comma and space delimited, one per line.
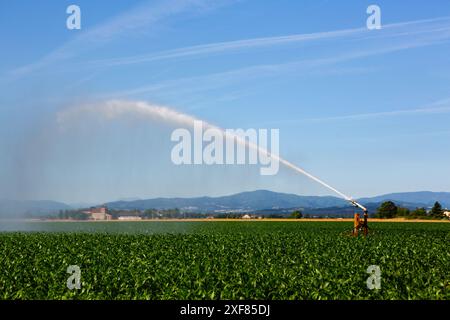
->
1, 0, 450, 203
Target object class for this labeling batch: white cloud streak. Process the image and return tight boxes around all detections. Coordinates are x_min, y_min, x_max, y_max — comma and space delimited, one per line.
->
9, 0, 233, 78
85, 16, 450, 68
306, 106, 450, 122
98, 34, 450, 100
258, 98, 450, 126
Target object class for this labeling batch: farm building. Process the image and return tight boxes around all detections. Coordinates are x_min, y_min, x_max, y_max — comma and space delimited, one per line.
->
84, 206, 112, 221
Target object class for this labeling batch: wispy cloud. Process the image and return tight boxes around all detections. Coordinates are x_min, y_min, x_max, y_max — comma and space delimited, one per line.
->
97, 33, 450, 101
257, 98, 450, 126
84, 16, 450, 68
8, 0, 234, 79
306, 105, 450, 122
9, 14, 450, 81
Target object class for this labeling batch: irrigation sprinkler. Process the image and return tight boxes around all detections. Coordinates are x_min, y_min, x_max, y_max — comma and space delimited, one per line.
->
350, 200, 369, 236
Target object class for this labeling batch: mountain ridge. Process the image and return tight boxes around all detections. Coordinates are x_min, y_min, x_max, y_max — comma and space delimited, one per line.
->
104, 190, 450, 212
1, 190, 449, 217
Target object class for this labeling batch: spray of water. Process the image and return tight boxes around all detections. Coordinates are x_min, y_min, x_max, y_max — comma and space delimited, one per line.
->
57, 100, 365, 209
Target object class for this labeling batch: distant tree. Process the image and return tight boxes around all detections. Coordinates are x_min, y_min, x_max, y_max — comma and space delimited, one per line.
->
411, 207, 427, 218
265, 214, 284, 219
290, 210, 303, 219
430, 202, 444, 219
396, 207, 410, 217
143, 209, 157, 219
376, 201, 398, 218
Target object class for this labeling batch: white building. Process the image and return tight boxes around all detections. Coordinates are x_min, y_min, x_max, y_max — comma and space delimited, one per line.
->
118, 216, 142, 221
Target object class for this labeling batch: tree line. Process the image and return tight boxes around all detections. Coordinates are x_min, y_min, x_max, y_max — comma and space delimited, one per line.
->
374, 201, 448, 219
56, 208, 200, 220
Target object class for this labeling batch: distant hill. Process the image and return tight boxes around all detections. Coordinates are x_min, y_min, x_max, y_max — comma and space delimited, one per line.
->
105, 190, 348, 212
105, 190, 450, 214
1, 190, 449, 218
358, 191, 450, 208
0, 200, 71, 218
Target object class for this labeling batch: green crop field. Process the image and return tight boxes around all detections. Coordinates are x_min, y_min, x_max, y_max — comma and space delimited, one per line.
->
0, 221, 449, 300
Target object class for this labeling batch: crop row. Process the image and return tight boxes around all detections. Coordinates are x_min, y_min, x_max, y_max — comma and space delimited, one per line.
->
0, 222, 449, 299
